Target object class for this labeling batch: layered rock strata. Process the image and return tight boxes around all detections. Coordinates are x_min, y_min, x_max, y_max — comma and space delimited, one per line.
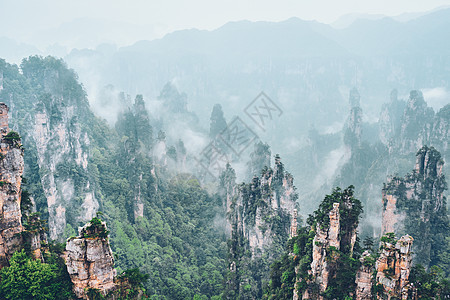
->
228, 156, 298, 255
355, 251, 373, 300
375, 235, 414, 300
65, 220, 117, 298
0, 103, 24, 268
354, 235, 414, 300
304, 202, 354, 299
382, 146, 447, 267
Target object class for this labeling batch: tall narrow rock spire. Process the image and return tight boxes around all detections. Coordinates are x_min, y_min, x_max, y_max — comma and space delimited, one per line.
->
0, 103, 24, 268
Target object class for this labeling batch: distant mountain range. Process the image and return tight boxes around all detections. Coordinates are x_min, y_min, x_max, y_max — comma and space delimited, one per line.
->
2, 6, 450, 63
118, 6, 450, 59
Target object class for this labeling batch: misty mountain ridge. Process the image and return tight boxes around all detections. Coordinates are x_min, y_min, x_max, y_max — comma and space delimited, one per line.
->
120, 7, 450, 58
122, 17, 350, 60
2, 6, 450, 64
0, 2, 449, 298
330, 5, 450, 28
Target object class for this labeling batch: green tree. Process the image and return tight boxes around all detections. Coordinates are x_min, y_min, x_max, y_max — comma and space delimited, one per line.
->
209, 103, 227, 138
408, 265, 450, 299
0, 250, 73, 300
362, 236, 375, 252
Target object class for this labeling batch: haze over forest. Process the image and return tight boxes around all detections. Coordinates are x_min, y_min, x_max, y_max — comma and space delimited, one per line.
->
0, 1, 449, 299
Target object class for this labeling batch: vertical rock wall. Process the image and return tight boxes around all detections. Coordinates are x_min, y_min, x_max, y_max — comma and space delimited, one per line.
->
229, 156, 298, 256
355, 251, 374, 300
65, 220, 117, 298
34, 101, 98, 240
344, 88, 363, 149
305, 203, 344, 299
381, 177, 406, 234
354, 235, 414, 300
375, 235, 413, 300
399, 91, 434, 154
0, 103, 24, 268
381, 146, 448, 267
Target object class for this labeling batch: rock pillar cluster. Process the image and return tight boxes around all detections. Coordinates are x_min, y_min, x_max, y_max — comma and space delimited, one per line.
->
375, 235, 414, 300
381, 146, 447, 267
354, 235, 414, 300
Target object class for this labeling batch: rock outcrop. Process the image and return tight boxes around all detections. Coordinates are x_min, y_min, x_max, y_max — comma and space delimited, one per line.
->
431, 104, 450, 153
115, 95, 155, 221
355, 251, 374, 300
229, 155, 298, 255
299, 186, 362, 300
378, 89, 406, 146
379, 90, 448, 157
0, 57, 100, 241
381, 177, 405, 234
381, 146, 448, 268
398, 91, 435, 154
247, 141, 271, 180
33, 95, 97, 241
354, 235, 414, 300
65, 219, 117, 298
223, 155, 298, 299
375, 235, 414, 300
0, 103, 24, 268
344, 88, 363, 149
303, 201, 359, 299
219, 163, 237, 235
308, 203, 343, 298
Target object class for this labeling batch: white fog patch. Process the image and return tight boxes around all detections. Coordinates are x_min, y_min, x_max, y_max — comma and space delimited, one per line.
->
89, 85, 124, 126
146, 98, 164, 116
282, 137, 305, 153
232, 160, 250, 183
213, 213, 227, 232
363, 114, 379, 124
66, 55, 124, 125
322, 121, 344, 134
166, 122, 208, 156
364, 199, 383, 234
313, 145, 351, 187
422, 87, 450, 111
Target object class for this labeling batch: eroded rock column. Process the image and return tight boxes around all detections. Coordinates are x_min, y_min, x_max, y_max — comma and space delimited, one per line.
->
65, 219, 117, 298
0, 103, 24, 268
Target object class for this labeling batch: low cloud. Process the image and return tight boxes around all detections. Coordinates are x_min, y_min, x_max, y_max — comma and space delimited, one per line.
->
422, 87, 450, 111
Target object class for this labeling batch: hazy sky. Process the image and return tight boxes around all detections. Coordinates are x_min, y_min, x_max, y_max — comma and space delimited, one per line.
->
1, 0, 449, 48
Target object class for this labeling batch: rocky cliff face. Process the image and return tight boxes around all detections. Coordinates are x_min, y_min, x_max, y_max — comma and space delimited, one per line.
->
355, 251, 373, 300
295, 187, 362, 299
33, 95, 97, 240
431, 104, 450, 154
65, 219, 117, 298
307, 203, 343, 298
0, 103, 24, 268
354, 235, 414, 300
0, 57, 100, 241
344, 88, 363, 149
247, 142, 271, 180
115, 95, 154, 220
219, 164, 237, 235
381, 177, 405, 234
303, 200, 358, 299
381, 146, 448, 268
380, 90, 448, 157
228, 155, 298, 255
375, 235, 414, 300
398, 91, 434, 154
378, 89, 406, 146
223, 156, 298, 299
